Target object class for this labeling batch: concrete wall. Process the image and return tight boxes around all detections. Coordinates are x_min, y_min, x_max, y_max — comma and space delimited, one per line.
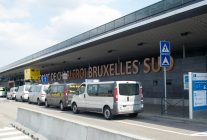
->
16, 108, 149, 140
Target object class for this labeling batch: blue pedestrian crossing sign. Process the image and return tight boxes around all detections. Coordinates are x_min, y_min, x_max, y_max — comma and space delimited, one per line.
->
160, 41, 170, 54
160, 54, 170, 67
160, 41, 170, 67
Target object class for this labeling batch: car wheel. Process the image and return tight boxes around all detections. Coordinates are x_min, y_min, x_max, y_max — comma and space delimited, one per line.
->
103, 106, 113, 120
129, 113, 138, 117
60, 102, 65, 111
28, 98, 31, 104
45, 100, 49, 107
72, 103, 79, 114
37, 99, 41, 106
21, 96, 24, 102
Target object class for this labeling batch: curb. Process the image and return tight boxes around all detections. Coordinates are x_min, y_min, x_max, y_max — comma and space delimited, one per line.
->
140, 113, 207, 125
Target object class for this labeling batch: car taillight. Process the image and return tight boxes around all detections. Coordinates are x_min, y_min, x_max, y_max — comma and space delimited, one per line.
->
40, 93, 45, 97
140, 87, 143, 100
64, 87, 68, 96
114, 87, 118, 102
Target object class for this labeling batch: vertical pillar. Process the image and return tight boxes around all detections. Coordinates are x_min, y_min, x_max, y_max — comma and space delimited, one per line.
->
182, 44, 186, 59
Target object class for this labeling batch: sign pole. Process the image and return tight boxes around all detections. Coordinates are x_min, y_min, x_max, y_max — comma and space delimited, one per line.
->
164, 67, 167, 113
160, 40, 171, 114
188, 72, 193, 119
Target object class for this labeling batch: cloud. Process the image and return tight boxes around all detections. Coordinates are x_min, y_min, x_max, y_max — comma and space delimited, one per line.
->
0, 4, 30, 20
0, 1, 122, 67
46, 4, 121, 40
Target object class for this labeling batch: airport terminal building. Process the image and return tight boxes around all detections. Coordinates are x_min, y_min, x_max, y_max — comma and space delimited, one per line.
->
0, 0, 207, 103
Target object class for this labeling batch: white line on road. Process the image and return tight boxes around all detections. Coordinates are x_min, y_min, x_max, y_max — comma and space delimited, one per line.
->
191, 131, 207, 136
117, 121, 191, 136
0, 127, 15, 132
0, 131, 21, 136
0, 135, 31, 140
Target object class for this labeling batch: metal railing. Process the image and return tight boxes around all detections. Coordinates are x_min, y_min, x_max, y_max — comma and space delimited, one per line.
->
161, 97, 187, 117
0, 0, 203, 73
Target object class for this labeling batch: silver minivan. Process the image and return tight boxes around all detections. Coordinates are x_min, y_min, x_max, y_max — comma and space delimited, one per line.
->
28, 84, 49, 105
71, 80, 144, 120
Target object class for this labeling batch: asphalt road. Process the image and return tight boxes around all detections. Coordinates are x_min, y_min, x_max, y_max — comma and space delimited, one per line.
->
0, 98, 207, 140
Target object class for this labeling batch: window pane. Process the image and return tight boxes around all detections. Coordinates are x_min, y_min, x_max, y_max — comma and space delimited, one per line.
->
98, 84, 113, 97
0, 87, 5, 91
119, 83, 139, 96
87, 84, 98, 96
58, 85, 64, 92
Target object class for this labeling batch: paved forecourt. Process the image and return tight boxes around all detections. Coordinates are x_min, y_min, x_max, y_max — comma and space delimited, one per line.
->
0, 98, 207, 140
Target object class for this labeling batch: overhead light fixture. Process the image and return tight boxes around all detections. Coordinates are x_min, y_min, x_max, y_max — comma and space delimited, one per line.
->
180, 32, 191, 37
137, 42, 145, 46
77, 57, 81, 60
107, 49, 116, 53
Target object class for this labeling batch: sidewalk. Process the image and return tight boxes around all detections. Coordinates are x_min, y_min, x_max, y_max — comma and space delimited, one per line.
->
142, 103, 207, 124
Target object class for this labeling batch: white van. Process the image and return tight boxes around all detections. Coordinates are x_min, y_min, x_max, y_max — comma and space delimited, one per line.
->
71, 80, 143, 120
16, 85, 31, 102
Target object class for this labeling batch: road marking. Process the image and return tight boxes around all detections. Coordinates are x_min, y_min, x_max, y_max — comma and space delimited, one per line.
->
191, 131, 207, 136
0, 135, 31, 140
0, 126, 32, 140
0, 127, 15, 132
0, 131, 21, 136
117, 121, 191, 136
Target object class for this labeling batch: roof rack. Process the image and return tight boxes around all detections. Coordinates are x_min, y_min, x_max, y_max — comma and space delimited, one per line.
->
85, 79, 100, 83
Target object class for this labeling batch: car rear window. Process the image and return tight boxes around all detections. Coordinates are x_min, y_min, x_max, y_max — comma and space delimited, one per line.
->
15, 87, 18, 92
25, 85, 31, 91
119, 83, 139, 96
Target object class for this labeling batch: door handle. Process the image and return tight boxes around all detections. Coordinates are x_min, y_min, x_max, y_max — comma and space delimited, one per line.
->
84, 94, 86, 98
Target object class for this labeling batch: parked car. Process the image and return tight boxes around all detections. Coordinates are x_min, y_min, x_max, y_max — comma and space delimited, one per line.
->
45, 83, 80, 110
7, 87, 18, 100
0, 87, 7, 97
16, 85, 31, 102
28, 84, 49, 105
71, 80, 144, 120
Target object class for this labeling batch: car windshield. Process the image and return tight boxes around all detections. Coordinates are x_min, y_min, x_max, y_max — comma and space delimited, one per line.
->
43, 85, 49, 91
68, 84, 80, 94
0, 87, 5, 91
119, 83, 139, 96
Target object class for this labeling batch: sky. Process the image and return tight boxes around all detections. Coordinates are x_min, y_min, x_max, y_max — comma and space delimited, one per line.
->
0, 0, 160, 68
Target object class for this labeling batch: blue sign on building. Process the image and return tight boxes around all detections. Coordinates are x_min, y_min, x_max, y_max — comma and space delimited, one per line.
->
160, 41, 170, 67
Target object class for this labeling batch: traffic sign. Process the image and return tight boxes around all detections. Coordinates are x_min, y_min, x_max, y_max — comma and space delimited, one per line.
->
41, 75, 48, 84
160, 41, 170, 54
160, 41, 170, 67
160, 55, 170, 67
